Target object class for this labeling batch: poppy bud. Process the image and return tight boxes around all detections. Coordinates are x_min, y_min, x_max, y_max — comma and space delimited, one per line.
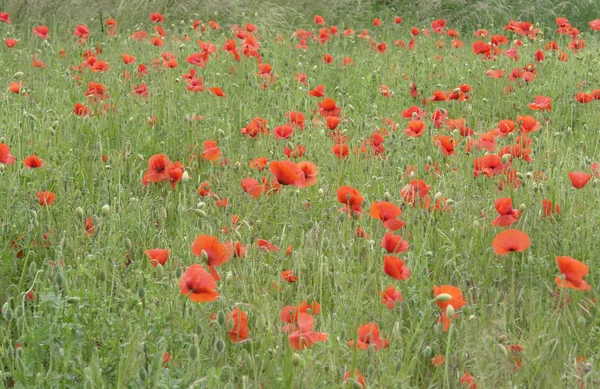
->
445, 304, 455, 318
75, 206, 84, 219
445, 199, 455, 205
194, 209, 207, 217
188, 344, 198, 360
501, 154, 511, 163
98, 271, 106, 282
318, 188, 324, 197
422, 346, 432, 358
518, 203, 526, 211
225, 271, 233, 282
233, 161, 241, 170
2, 305, 13, 322
434, 192, 442, 201
367, 364, 376, 375
0, 164, 4, 172
27, 261, 37, 278
409, 171, 415, 178
201, 250, 209, 261
425, 251, 433, 256
101, 204, 110, 217
472, 220, 480, 228
217, 311, 226, 326
499, 344, 508, 356
435, 293, 452, 302
123, 238, 132, 250
292, 353, 301, 366
55, 271, 64, 287
338, 213, 346, 222
15, 304, 23, 318
14, 72, 24, 79
383, 191, 391, 200
52, 121, 59, 129
214, 338, 225, 353
137, 287, 146, 300
516, 172, 525, 180
138, 367, 147, 382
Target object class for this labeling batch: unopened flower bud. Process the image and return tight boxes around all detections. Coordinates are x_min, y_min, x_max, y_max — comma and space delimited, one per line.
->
435, 293, 452, 302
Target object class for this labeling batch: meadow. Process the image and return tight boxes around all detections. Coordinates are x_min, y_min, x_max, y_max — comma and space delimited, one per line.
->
1, 9, 600, 389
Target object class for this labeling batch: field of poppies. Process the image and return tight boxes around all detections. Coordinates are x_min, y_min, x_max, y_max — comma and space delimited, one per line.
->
1, 9, 600, 388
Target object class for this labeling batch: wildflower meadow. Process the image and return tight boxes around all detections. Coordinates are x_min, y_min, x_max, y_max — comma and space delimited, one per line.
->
1, 8, 600, 388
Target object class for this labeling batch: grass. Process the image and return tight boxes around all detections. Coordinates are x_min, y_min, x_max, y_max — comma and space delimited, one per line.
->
1, 8, 600, 389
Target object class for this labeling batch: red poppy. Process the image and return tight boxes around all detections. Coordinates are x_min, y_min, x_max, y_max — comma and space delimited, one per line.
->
404, 120, 426, 137
241, 178, 265, 198
32, 26, 50, 39
0, 12, 11, 24
191, 235, 229, 280
227, 308, 250, 342
336, 186, 364, 215
381, 233, 409, 254
383, 255, 410, 280
434, 285, 467, 331
145, 249, 170, 267
308, 85, 325, 97
400, 179, 431, 208
209, 87, 226, 97
23, 155, 44, 168
37, 191, 56, 206
347, 323, 389, 350
179, 264, 219, 303
257, 239, 280, 252
286, 313, 328, 350
224, 241, 247, 258
528, 95, 552, 111
4, 38, 18, 48
150, 12, 164, 23
0, 143, 16, 165
343, 370, 366, 388
74, 103, 90, 117
491, 229, 531, 255
269, 160, 304, 187
85, 217, 96, 236
202, 140, 221, 162
542, 199, 560, 218
143, 154, 172, 185
491, 198, 521, 227
281, 270, 298, 282
379, 286, 402, 309
431, 355, 446, 366
370, 201, 404, 230
568, 172, 592, 189
555, 256, 591, 291
460, 372, 477, 389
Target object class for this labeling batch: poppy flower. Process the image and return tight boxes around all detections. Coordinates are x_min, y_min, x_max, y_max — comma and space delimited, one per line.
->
269, 160, 304, 187
404, 120, 426, 137
0, 144, 16, 165
281, 270, 298, 282
491, 229, 531, 255
486, 69, 505, 79
400, 179, 431, 208
273, 124, 294, 140
460, 372, 477, 389
318, 98, 341, 117
568, 172, 592, 189
37, 191, 56, 206
257, 239, 280, 252
314, 15, 325, 25
575, 92, 593, 104
0, 12, 11, 24
433, 135, 456, 156
505, 344, 524, 370
145, 249, 170, 267
224, 241, 247, 258
555, 256, 591, 291
297, 161, 318, 188
85, 217, 96, 236
308, 85, 325, 97
286, 313, 328, 350
9, 82, 22, 94
381, 233, 409, 254
106, 18, 117, 36
434, 285, 467, 331
383, 255, 410, 280
150, 12, 164, 23
379, 286, 402, 309
337, 186, 364, 215
331, 143, 349, 159
348, 323, 389, 351
542, 199, 560, 218
4, 38, 18, 48
370, 201, 404, 230
491, 198, 521, 227
472, 41, 491, 55
241, 178, 265, 198
227, 308, 250, 342
143, 154, 172, 185
179, 264, 219, 303
209, 87, 226, 97
343, 370, 366, 388
431, 355, 445, 366
32, 26, 50, 39
191, 235, 229, 280
74, 103, 90, 117
516, 115, 540, 133
23, 155, 44, 168
201, 140, 221, 162
528, 95, 552, 111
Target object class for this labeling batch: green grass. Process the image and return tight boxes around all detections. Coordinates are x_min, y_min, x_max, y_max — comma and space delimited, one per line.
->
1, 9, 600, 389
